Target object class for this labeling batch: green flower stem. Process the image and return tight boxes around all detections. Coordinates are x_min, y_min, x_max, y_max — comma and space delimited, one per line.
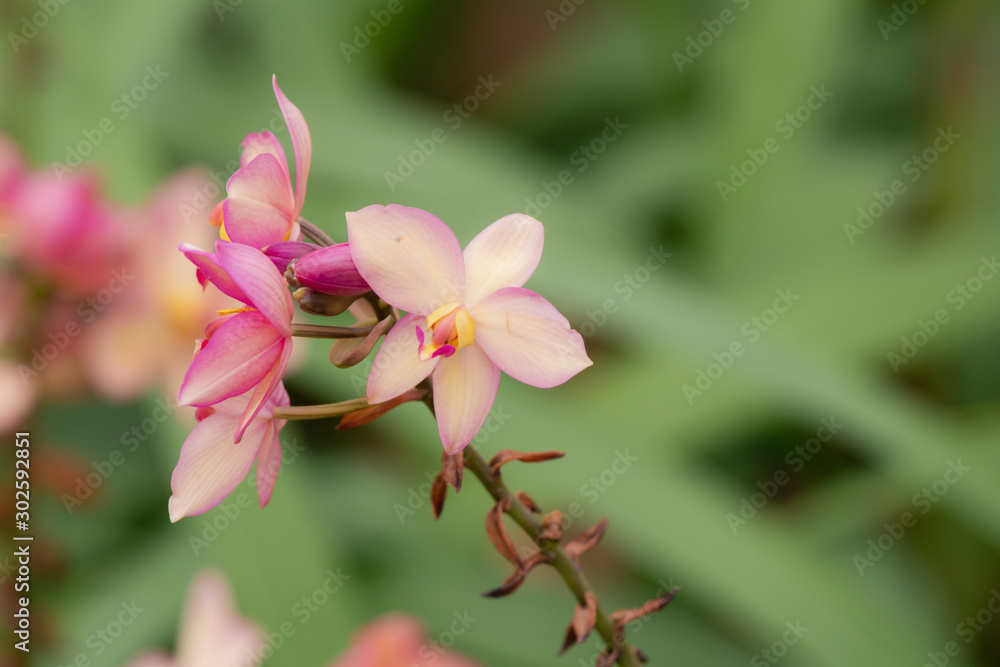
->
297, 217, 335, 246
291, 323, 376, 339
461, 444, 641, 666
272, 398, 369, 420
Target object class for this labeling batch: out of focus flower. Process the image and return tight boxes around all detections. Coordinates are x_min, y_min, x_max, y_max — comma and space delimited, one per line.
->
125, 571, 263, 667
84, 170, 230, 401
178, 240, 294, 441
169, 383, 288, 522
211, 76, 312, 249
328, 614, 482, 667
4, 166, 131, 296
347, 205, 592, 454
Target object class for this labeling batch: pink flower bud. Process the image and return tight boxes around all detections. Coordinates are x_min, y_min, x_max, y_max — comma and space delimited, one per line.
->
291, 243, 370, 296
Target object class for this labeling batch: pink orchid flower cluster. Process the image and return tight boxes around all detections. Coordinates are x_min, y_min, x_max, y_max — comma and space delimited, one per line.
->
169, 76, 592, 522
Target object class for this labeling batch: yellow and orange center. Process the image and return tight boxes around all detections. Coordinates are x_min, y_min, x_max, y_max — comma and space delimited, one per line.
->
418, 302, 474, 361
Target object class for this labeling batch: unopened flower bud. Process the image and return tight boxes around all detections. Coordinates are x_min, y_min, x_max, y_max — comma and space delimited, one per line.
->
290, 243, 370, 296
292, 287, 357, 316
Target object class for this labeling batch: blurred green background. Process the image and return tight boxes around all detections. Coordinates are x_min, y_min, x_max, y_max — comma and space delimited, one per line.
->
3, 0, 1000, 665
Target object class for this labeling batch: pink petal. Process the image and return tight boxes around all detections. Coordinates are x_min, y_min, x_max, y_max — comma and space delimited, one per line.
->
215, 241, 293, 336
462, 214, 544, 306
227, 152, 294, 218
180, 243, 248, 304
168, 412, 268, 521
273, 76, 312, 219
432, 343, 500, 454
177, 311, 284, 407
293, 243, 370, 296
470, 287, 592, 388
233, 339, 292, 442
367, 313, 438, 404
346, 204, 465, 314
222, 197, 293, 249
240, 131, 289, 178
176, 571, 264, 664
254, 420, 282, 508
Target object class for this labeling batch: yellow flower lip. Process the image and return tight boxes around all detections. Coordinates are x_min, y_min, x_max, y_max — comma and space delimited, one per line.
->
419, 302, 475, 361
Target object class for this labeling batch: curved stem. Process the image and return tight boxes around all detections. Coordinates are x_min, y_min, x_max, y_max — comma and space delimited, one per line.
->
298, 217, 335, 247
273, 398, 369, 420
462, 445, 640, 666
291, 323, 376, 339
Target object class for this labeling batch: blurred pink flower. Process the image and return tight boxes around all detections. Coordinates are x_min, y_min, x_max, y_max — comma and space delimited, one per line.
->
5, 165, 131, 296
347, 205, 592, 453
212, 75, 312, 249
328, 614, 482, 667
169, 383, 288, 522
178, 240, 294, 441
125, 570, 263, 667
83, 170, 231, 401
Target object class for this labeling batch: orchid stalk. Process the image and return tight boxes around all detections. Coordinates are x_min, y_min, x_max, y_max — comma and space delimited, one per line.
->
168, 76, 674, 665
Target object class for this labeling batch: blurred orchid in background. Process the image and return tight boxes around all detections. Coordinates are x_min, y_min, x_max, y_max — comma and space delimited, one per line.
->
328, 614, 482, 667
124, 571, 263, 667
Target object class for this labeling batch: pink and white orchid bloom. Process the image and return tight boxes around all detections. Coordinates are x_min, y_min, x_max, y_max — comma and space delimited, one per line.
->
125, 570, 264, 667
177, 240, 293, 441
347, 205, 592, 454
169, 383, 288, 522
211, 75, 312, 249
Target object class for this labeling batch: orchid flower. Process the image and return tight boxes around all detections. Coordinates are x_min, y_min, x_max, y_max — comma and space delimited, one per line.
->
328, 614, 482, 667
178, 240, 293, 441
169, 383, 288, 522
347, 205, 592, 453
211, 75, 312, 249
125, 570, 263, 667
